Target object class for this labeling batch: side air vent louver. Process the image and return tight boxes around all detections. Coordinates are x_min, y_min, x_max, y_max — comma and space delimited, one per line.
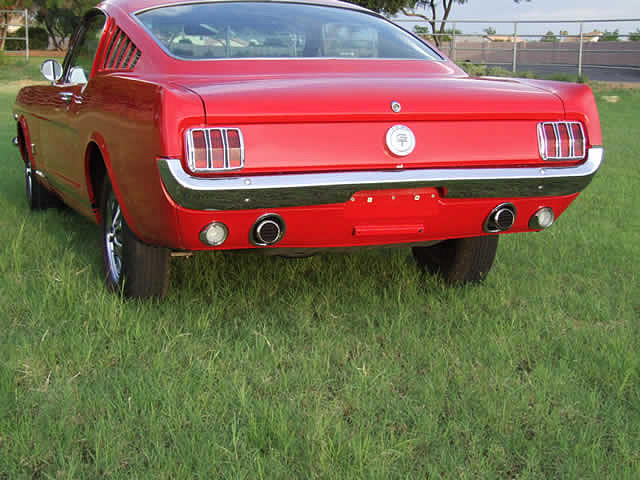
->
102, 26, 141, 71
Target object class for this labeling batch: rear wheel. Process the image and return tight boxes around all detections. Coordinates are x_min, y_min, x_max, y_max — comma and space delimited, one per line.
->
412, 235, 499, 284
100, 177, 170, 298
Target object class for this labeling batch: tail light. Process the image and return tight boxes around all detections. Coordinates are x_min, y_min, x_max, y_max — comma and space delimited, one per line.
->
185, 128, 244, 172
537, 121, 586, 161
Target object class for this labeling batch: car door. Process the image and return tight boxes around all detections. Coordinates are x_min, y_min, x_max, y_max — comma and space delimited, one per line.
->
42, 11, 107, 211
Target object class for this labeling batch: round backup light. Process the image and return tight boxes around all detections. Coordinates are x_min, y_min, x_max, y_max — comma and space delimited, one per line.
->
529, 207, 555, 230
200, 222, 229, 246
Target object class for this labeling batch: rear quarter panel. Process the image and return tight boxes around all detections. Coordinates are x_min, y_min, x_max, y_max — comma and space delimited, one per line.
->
518, 79, 603, 147
83, 75, 205, 247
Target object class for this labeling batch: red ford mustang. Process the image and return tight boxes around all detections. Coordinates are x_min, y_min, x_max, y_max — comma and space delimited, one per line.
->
13, 0, 603, 298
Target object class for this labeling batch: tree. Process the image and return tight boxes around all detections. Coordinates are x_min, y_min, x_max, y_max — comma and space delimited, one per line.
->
0, 0, 32, 51
600, 29, 619, 42
32, 0, 98, 50
399, 1, 468, 47
0, 0, 98, 51
415, 25, 461, 43
351, 0, 416, 15
349, 0, 531, 48
630, 28, 640, 42
483, 26, 496, 36
541, 30, 558, 42
414, 25, 429, 34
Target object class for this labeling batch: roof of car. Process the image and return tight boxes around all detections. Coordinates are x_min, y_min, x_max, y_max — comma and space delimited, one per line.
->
100, 0, 372, 16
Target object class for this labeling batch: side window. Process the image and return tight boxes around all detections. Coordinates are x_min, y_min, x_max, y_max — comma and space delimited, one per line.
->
64, 12, 107, 83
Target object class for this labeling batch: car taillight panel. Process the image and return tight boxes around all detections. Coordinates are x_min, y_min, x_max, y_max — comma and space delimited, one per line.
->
537, 121, 586, 161
185, 128, 244, 172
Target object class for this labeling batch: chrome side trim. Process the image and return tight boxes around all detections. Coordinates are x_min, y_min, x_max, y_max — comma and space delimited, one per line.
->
158, 147, 604, 211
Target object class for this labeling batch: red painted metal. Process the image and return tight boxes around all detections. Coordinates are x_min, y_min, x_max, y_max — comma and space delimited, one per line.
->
13, 0, 603, 253
172, 193, 581, 251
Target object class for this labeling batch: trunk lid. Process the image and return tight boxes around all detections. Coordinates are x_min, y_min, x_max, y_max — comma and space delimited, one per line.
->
176, 74, 566, 174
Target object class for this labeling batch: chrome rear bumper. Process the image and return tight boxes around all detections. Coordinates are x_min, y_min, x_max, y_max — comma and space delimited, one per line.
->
158, 147, 603, 211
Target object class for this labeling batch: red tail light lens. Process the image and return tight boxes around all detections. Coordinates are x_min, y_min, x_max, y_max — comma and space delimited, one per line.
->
210, 129, 225, 169
542, 124, 557, 159
570, 123, 585, 158
226, 130, 243, 168
557, 123, 571, 158
185, 128, 244, 172
191, 130, 208, 170
538, 122, 586, 161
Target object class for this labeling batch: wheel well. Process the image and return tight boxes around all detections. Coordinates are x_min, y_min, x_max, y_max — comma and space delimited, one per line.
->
16, 124, 27, 163
86, 143, 106, 218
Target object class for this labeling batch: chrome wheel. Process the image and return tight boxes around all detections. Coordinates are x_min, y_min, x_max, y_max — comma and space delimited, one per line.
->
100, 177, 170, 298
105, 191, 124, 283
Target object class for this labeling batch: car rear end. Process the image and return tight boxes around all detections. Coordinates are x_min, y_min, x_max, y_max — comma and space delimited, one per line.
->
131, 0, 603, 289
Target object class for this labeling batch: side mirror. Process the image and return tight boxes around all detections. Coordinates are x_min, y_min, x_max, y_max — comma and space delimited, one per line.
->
69, 66, 88, 85
41, 59, 63, 82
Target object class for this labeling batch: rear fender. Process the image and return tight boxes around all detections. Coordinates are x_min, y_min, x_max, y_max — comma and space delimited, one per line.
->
87, 132, 136, 233
518, 79, 603, 147
87, 132, 182, 248
16, 116, 33, 166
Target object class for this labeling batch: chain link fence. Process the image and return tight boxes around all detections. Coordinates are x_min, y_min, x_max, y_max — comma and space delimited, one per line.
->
396, 18, 640, 79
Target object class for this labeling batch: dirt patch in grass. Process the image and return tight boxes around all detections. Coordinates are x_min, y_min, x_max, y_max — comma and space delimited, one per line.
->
592, 81, 640, 90
0, 80, 47, 93
5, 49, 65, 57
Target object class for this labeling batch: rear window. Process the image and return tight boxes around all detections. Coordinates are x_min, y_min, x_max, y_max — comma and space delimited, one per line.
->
136, 2, 440, 60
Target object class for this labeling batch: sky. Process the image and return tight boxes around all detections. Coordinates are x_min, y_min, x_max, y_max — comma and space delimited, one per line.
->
394, 0, 640, 37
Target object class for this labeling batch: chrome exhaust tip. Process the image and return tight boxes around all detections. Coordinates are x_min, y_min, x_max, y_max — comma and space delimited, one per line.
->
484, 203, 517, 233
251, 214, 285, 246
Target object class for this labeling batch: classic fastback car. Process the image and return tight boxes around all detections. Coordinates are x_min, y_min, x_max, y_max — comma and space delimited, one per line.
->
13, 0, 603, 298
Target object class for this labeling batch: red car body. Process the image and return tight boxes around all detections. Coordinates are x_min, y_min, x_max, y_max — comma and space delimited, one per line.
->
13, 0, 603, 297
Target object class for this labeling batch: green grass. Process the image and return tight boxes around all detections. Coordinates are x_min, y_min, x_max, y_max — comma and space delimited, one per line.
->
0, 60, 639, 477
0, 55, 51, 83
456, 61, 589, 83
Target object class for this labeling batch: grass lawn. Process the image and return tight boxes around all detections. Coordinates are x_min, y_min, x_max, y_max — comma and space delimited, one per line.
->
0, 56, 639, 478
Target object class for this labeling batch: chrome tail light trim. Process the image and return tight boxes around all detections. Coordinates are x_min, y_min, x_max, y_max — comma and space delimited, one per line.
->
159, 147, 603, 211
185, 127, 245, 173
538, 121, 586, 161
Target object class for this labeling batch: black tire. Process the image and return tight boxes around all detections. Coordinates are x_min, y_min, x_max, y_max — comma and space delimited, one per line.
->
25, 156, 56, 210
100, 177, 170, 299
412, 235, 499, 284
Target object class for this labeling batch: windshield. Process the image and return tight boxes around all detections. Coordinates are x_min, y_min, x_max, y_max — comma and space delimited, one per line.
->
136, 2, 440, 61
